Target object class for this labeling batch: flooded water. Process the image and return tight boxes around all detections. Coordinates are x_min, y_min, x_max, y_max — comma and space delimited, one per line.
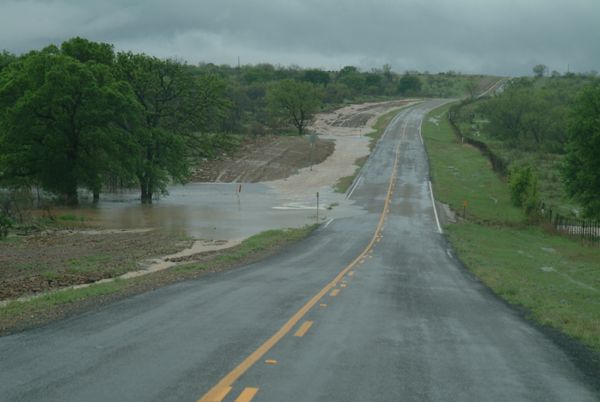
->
58, 183, 364, 240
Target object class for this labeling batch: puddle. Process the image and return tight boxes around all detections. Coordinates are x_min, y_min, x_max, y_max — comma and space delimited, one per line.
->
540, 266, 555, 272
54, 183, 364, 240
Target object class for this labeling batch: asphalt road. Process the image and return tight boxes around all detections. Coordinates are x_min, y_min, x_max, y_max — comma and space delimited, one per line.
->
1, 100, 597, 402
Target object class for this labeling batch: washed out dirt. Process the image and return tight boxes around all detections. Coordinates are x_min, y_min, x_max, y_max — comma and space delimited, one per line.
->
190, 135, 334, 183
0, 230, 193, 301
270, 100, 418, 199
0, 99, 415, 306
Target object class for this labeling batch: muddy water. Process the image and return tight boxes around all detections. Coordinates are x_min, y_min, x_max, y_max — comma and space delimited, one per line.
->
61, 183, 363, 240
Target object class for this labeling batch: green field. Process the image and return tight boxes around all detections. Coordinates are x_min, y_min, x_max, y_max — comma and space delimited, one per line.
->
423, 104, 600, 353
453, 100, 579, 216
422, 104, 524, 223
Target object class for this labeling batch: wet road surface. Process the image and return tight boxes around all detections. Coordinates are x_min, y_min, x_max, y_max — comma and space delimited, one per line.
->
0, 100, 597, 401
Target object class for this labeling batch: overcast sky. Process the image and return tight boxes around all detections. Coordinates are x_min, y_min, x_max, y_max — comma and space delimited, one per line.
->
1, 0, 599, 76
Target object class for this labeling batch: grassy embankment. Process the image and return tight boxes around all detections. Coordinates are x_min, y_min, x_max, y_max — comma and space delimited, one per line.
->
0, 225, 316, 334
334, 104, 417, 193
454, 101, 578, 216
422, 103, 600, 353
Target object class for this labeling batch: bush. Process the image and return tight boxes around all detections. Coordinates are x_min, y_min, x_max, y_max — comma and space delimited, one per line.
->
0, 212, 13, 238
509, 165, 539, 216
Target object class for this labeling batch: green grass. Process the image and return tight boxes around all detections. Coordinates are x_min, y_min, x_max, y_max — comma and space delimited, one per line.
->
447, 224, 600, 352
174, 225, 316, 273
455, 100, 579, 216
0, 279, 127, 323
422, 104, 524, 224
0, 225, 316, 331
334, 156, 367, 193
366, 106, 412, 150
0, 235, 23, 244
418, 74, 501, 98
423, 103, 600, 354
58, 214, 86, 222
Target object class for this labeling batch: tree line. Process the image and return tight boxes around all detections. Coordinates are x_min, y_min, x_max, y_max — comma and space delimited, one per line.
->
1, 37, 492, 205
0, 38, 231, 204
453, 72, 600, 218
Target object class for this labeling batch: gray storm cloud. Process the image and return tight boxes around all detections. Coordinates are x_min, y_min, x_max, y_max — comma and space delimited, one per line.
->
1, 0, 598, 75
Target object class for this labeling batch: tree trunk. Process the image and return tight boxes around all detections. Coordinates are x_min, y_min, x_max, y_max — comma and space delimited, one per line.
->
140, 177, 153, 204
93, 189, 100, 203
65, 187, 79, 206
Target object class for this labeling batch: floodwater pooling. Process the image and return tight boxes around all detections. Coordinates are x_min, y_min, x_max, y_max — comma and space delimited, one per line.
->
55, 183, 363, 240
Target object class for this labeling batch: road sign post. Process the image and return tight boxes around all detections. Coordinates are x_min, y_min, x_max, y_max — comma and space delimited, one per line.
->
316, 191, 319, 223
309, 133, 316, 171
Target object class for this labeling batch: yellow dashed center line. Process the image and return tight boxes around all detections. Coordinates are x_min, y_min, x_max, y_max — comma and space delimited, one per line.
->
234, 387, 259, 402
264, 359, 278, 365
294, 320, 314, 337
196, 113, 412, 402
210, 386, 232, 402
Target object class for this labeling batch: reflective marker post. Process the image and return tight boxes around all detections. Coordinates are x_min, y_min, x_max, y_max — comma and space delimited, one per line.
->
309, 133, 316, 171
316, 192, 320, 223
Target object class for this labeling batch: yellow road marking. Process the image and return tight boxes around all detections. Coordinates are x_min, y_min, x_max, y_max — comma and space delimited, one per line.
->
265, 359, 278, 365
348, 271, 354, 277
210, 386, 232, 402
320, 303, 327, 307
197, 114, 410, 402
294, 320, 314, 337
340, 283, 347, 288
330, 289, 340, 297
234, 387, 259, 402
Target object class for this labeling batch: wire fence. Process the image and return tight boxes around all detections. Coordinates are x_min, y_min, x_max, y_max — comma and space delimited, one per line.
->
448, 101, 600, 247
541, 207, 600, 246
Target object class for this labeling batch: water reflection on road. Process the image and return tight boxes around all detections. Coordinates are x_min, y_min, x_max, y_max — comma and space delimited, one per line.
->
67, 183, 363, 240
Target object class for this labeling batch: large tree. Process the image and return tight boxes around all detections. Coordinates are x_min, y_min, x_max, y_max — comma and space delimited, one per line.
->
115, 53, 228, 203
0, 50, 16, 72
267, 79, 323, 135
302, 69, 331, 86
0, 45, 138, 204
532, 64, 548, 78
562, 83, 600, 218
397, 74, 422, 95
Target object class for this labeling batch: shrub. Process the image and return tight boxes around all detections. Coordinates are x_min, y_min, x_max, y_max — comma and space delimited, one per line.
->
509, 165, 539, 216
0, 212, 13, 238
